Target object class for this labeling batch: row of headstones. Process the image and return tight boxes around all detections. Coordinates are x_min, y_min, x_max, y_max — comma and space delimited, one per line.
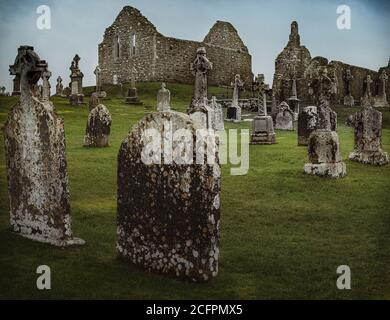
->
4, 46, 220, 283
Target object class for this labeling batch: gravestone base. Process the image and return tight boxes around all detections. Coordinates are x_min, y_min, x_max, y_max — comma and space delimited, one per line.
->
250, 115, 277, 145
373, 96, 389, 108
125, 88, 143, 105
303, 162, 347, 179
225, 105, 241, 123
69, 94, 84, 105
343, 95, 355, 107
12, 231, 86, 247
349, 150, 389, 166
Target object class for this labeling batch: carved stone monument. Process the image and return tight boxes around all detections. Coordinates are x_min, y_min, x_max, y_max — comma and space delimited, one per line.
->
89, 92, 100, 111
94, 65, 106, 98
210, 96, 224, 131
125, 73, 142, 105
226, 74, 244, 122
298, 106, 318, 146
4, 46, 85, 246
157, 83, 171, 112
56, 76, 64, 96
84, 104, 112, 148
69, 54, 84, 105
343, 69, 355, 107
117, 111, 221, 282
374, 70, 389, 108
348, 100, 389, 165
275, 102, 294, 130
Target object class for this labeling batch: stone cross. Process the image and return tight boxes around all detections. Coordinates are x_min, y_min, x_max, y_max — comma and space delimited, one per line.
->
94, 65, 101, 92
157, 82, 170, 111
41, 68, 52, 101
379, 70, 388, 99
343, 69, 353, 96
190, 47, 213, 103
364, 75, 373, 98
318, 67, 334, 104
232, 74, 244, 106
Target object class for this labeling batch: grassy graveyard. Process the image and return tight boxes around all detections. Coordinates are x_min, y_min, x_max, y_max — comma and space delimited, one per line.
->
0, 82, 389, 299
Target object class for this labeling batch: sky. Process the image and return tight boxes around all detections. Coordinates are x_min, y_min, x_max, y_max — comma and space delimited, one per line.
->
0, 0, 389, 92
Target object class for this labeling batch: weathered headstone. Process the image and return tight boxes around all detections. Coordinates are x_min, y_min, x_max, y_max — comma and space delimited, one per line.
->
4, 46, 85, 246
226, 74, 243, 122
117, 111, 221, 282
125, 73, 142, 105
275, 102, 294, 130
157, 82, 170, 112
304, 129, 347, 178
56, 76, 64, 96
84, 104, 112, 148
89, 92, 100, 111
188, 47, 213, 128
298, 106, 317, 146
317, 100, 337, 131
210, 96, 224, 131
94, 65, 106, 98
69, 54, 84, 105
343, 69, 355, 107
63, 86, 71, 97
374, 70, 389, 108
348, 101, 389, 165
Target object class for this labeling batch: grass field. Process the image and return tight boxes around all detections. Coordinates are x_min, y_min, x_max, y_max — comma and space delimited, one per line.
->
0, 82, 389, 299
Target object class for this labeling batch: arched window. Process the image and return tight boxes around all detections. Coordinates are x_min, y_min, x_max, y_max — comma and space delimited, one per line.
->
130, 34, 136, 57
114, 35, 120, 60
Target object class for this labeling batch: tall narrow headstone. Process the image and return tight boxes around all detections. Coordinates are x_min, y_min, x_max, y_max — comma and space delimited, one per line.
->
56, 76, 64, 96
226, 74, 243, 122
4, 46, 85, 246
117, 111, 221, 282
374, 70, 389, 108
125, 72, 142, 105
343, 69, 355, 107
210, 96, 224, 131
298, 106, 317, 146
69, 54, 84, 105
157, 83, 171, 112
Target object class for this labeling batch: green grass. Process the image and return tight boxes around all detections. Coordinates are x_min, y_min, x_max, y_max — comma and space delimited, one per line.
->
0, 82, 389, 299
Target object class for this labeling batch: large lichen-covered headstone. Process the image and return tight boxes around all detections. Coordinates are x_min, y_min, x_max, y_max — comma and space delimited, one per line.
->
304, 129, 347, 179
84, 104, 112, 148
4, 46, 85, 246
348, 102, 389, 165
275, 101, 294, 130
117, 111, 221, 282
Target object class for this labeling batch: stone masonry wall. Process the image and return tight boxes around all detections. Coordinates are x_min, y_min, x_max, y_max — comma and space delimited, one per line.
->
98, 6, 253, 88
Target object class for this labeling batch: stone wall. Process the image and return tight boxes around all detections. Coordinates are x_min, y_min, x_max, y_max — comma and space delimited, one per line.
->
273, 21, 382, 105
98, 6, 253, 88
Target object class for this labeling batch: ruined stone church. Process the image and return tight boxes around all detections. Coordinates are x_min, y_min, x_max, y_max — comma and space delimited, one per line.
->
98, 6, 253, 87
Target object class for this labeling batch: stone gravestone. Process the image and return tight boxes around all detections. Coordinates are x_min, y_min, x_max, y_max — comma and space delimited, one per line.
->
84, 104, 112, 148
374, 70, 389, 108
4, 46, 85, 246
226, 74, 244, 122
117, 111, 221, 282
94, 65, 106, 98
69, 54, 84, 105
125, 73, 143, 105
298, 106, 317, 146
188, 47, 213, 129
275, 102, 294, 130
343, 69, 355, 107
89, 92, 100, 111
157, 82, 170, 112
56, 76, 64, 96
63, 86, 71, 98
210, 96, 224, 131
348, 101, 389, 165
304, 130, 347, 179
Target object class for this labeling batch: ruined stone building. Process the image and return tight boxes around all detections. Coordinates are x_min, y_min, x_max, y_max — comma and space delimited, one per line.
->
98, 6, 253, 88
273, 21, 388, 105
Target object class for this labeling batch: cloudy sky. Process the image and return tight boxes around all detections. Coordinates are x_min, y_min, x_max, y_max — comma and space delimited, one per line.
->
0, 0, 389, 91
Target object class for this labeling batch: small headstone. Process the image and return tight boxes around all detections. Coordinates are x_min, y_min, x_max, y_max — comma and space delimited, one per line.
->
117, 111, 221, 282
275, 102, 294, 130
343, 69, 355, 107
348, 102, 389, 165
345, 114, 354, 127
374, 70, 389, 108
4, 46, 85, 246
84, 104, 112, 148
226, 74, 244, 122
157, 83, 170, 112
56, 76, 63, 96
298, 106, 317, 146
125, 73, 142, 105
89, 92, 100, 111
63, 87, 71, 97
304, 129, 347, 179
250, 115, 276, 145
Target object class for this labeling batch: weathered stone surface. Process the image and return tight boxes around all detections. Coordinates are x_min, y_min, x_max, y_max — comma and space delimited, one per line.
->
275, 102, 294, 130
343, 69, 355, 106
125, 73, 142, 105
210, 96, 224, 131
250, 115, 276, 145
117, 111, 221, 282
317, 100, 337, 131
12, 74, 21, 96
4, 46, 85, 246
348, 103, 388, 165
69, 54, 84, 105
298, 106, 317, 146
157, 83, 170, 112
98, 6, 252, 88
56, 76, 63, 96
89, 92, 100, 111
84, 104, 112, 148
226, 74, 243, 122
304, 129, 346, 179
374, 70, 389, 108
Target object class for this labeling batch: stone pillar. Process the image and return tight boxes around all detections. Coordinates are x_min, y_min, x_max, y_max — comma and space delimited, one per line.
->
5, 46, 85, 246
